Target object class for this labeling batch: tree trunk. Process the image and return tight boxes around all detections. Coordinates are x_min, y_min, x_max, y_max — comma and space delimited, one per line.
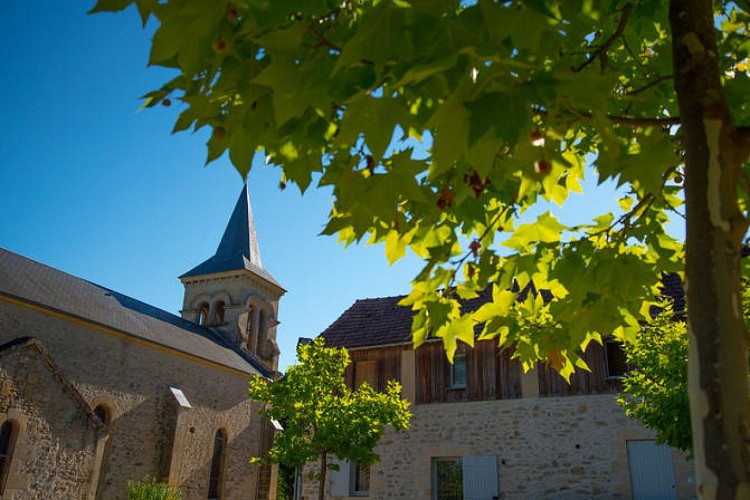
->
318, 451, 327, 500
669, 1, 750, 498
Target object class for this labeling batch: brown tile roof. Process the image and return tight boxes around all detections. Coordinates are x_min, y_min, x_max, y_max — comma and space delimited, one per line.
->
320, 289, 494, 349
320, 295, 414, 348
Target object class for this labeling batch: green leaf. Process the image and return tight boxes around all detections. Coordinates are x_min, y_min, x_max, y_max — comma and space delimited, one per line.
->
384, 230, 406, 264
335, 1, 414, 74
466, 90, 529, 147
503, 212, 568, 251
335, 94, 403, 161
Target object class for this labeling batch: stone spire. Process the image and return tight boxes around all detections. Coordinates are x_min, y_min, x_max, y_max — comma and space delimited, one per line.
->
181, 185, 280, 288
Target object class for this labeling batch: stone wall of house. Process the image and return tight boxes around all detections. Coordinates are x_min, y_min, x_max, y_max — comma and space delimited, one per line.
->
301, 395, 696, 500
0, 340, 101, 500
0, 301, 270, 500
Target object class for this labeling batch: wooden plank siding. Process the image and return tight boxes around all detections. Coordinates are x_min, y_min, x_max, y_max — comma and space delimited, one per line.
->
342, 340, 620, 402
537, 341, 623, 396
415, 340, 522, 404
345, 345, 405, 391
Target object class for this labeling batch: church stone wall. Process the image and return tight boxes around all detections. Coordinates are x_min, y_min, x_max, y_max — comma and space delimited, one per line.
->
0, 301, 268, 500
301, 395, 695, 500
0, 341, 100, 500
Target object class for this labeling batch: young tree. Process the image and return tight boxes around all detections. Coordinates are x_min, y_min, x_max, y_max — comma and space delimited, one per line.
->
617, 315, 692, 454
618, 286, 750, 457
247, 338, 411, 500
92, 1, 750, 496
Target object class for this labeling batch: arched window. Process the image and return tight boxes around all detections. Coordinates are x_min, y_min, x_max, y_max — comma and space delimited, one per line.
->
198, 303, 210, 326
213, 301, 225, 325
208, 429, 227, 499
92, 403, 113, 499
0, 420, 18, 495
94, 404, 110, 425
257, 309, 269, 355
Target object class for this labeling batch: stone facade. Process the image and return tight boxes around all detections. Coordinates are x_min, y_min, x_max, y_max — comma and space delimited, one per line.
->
0, 293, 269, 500
0, 338, 102, 500
301, 392, 695, 500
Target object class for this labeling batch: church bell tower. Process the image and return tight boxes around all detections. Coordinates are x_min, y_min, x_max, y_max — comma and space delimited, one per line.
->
179, 185, 285, 372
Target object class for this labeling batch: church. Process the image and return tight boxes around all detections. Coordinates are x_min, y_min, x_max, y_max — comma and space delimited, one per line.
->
0, 185, 283, 499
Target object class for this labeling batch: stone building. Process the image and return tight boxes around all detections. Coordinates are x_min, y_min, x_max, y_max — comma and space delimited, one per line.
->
0, 185, 283, 499
304, 290, 696, 500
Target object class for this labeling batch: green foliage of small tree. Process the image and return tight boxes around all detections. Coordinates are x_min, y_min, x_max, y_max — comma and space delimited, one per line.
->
248, 338, 411, 500
619, 287, 750, 456
618, 316, 692, 454
127, 478, 181, 500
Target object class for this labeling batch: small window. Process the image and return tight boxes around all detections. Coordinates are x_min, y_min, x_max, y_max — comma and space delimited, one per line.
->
213, 301, 225, 325
350, 462, 370, 496
94, 404, 110, 424
449, 354, 467, 388
208, 429, 227, 499
198, 303, 210, 326
606, 340, 628, 378
433, 458, 463, 500
0, 420, 18, 496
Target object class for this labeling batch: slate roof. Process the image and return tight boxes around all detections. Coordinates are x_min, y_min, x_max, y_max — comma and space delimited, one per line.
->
0, 248, 271, 377
181, 185, 283, 290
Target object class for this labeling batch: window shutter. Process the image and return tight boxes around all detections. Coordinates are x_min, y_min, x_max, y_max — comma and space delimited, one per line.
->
462, 455, 498, 500
328, 458, 350, 497
355, 361, 378, 390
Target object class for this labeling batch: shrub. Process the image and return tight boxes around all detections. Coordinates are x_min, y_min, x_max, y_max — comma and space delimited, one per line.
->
127, 478, 181, 500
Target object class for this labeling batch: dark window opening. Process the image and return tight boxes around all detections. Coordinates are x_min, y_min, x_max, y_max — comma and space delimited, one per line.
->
198, 303, 210, 326
433, 458, 462, 500
208, 429, 227, 499
606, 341, 629, 378
214, 301, 225, 325
94, 405, 110, 424
0, 420, 18, 495
350, 463, 370, 496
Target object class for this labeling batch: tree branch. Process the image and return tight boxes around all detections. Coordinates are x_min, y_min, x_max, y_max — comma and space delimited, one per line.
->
534, 99, 680, 127
307, 25, 342, 53
626, 75, 674, 96
554, 100, 681, 127
576, 2, 635, 73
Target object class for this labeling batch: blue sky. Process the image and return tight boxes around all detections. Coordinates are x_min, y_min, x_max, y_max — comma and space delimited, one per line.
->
0, 2, 683, 371
0, 1, 428, 370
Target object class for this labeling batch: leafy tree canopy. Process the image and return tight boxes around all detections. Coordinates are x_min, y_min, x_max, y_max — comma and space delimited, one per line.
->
93, 0, 750, 494
248, 338, 410, 498
90, 0, 702, 378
